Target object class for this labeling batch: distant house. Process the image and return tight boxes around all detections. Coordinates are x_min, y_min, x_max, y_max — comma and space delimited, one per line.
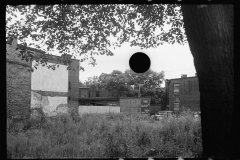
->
79, 85, 111, 98
164, 74, 200, 112
79, 85, 114, 106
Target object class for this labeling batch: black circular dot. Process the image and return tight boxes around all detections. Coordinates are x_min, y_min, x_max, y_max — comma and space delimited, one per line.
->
129, 52, 151, 73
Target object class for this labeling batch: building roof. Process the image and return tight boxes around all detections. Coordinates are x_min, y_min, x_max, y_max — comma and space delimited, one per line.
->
166, 76, 198, 81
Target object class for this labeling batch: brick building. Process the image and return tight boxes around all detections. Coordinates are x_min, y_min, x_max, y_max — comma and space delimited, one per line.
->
7, 36, 80, 119
165, 74, 200, 112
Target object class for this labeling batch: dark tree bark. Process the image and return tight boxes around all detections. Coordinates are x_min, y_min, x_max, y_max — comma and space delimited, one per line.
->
181, 5, 234, 158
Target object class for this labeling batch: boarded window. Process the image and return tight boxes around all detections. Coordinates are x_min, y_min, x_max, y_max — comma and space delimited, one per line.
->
173, 83, 180, 95
174, 102, 180, 111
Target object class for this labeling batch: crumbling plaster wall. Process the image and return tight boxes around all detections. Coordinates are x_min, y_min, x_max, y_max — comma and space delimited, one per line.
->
7, 36, 80, 118
31, 60, 69, 116
31, 52, 80, 116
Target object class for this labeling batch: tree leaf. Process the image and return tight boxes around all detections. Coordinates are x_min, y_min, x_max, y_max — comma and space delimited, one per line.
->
6, 4, 185, 70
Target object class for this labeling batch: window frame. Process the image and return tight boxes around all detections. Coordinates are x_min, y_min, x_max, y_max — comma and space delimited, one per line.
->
173, 83, 180, 95
173, 102, 180, 111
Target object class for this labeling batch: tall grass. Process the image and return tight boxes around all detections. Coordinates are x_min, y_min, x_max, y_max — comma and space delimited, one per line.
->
7, 109, 202, 158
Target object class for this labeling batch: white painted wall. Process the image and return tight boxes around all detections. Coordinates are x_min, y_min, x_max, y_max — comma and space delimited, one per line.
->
79, 106, 120, 114
42, 96, 68, 114
31, 60, 68, 92
31, 91, 68, 116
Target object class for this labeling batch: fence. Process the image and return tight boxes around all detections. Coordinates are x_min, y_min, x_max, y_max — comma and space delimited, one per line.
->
78, 105, 120, 114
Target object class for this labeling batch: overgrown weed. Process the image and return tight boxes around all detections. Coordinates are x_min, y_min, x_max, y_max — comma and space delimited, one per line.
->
7, 108, 202, 158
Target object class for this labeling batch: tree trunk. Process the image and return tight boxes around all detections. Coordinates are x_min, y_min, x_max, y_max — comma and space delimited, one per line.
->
181, 5, 234, 158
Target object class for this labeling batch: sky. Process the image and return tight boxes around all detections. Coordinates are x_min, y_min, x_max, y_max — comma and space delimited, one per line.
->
7, 6, 197, 88
79, 42, 196, 87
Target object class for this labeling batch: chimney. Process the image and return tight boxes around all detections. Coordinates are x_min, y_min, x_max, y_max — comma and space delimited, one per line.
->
181, 74, 187, 78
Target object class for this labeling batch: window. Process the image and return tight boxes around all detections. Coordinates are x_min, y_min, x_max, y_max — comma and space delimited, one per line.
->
174, 103, 180, 111
173, 83, 180, 95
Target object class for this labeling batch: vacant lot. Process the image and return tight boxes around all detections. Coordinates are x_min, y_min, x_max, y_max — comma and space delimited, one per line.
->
7, 109, 202, 158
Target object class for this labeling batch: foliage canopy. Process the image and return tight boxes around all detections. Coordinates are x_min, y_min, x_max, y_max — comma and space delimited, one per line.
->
83, 69, 165, 103
6, 4, 186, 69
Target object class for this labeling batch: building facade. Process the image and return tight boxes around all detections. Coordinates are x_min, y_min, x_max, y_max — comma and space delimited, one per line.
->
7, 36, 80, 118
165, 74, 200, 112
79, 85, 112, 98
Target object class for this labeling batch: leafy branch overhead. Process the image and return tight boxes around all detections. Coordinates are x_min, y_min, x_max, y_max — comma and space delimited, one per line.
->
6, 4, 186, 68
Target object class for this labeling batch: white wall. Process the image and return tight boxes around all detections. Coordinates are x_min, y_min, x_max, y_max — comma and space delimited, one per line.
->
79, 106, 120, 114
31, 91, 68, 116
31, 60, 68, 92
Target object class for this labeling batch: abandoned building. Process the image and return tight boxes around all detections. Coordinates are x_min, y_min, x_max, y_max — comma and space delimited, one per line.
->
164, 74, 200, 112
6, 36, 80, 119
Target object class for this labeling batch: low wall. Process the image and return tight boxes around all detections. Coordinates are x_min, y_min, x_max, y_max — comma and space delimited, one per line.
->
78, 106, 120, 114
